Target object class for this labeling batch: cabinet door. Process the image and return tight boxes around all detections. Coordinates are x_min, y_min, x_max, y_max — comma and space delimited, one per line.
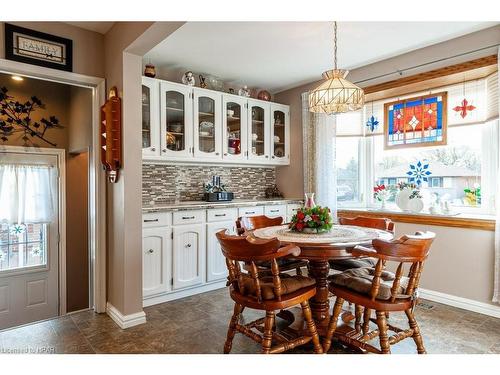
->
222, 94, 248, 162
206, 221, 234, 282
247, 99, 271, 162
142, 227, 171, 298
142, 77, 160, 157
270, 103, 290, 165
193, 88, 222, 160
172, 224, 206, 290
160, 81, 193, 159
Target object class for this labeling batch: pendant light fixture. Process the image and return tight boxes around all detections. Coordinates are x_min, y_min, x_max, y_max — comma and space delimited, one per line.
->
308, 22, 365, 114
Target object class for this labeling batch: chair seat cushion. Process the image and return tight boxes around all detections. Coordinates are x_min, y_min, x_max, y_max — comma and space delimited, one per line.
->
329, 267, 409, 300
241, 274, 315, 300
329, 257, 377, 271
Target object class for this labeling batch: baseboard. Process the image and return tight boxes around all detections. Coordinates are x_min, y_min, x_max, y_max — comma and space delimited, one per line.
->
106, 302, 146, 329
419, 288, 500, 318
143, 280, 227, 307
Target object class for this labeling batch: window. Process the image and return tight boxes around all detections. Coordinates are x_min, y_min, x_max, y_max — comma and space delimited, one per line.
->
429, 177, 443, 188
0, 223, 47, 272
336, 136, 362, 205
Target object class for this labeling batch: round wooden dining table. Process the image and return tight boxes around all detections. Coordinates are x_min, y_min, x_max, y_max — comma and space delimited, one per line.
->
252, 224, 393, 336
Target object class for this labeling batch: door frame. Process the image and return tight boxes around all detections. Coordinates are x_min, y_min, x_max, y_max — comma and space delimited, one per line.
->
0, 58, 107, 314
0, 146, 66, 315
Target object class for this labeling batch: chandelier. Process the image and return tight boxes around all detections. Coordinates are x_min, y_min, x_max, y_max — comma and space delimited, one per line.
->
308, 22, 365, 114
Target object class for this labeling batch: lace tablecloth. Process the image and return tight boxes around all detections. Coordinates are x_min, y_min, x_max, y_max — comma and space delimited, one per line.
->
252, 224, 384, 245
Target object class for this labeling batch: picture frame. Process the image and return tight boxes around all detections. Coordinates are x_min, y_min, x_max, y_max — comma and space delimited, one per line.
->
384, 91, 447, 150
4, 23, 73, 72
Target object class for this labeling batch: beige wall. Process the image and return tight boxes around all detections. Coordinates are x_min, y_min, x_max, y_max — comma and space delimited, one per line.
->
0, 22, 105, 78
68, 85, 93, 153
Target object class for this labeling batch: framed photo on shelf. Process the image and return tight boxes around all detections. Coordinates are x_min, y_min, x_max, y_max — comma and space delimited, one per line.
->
4, 23, 73, 72
384, 91, 447, 149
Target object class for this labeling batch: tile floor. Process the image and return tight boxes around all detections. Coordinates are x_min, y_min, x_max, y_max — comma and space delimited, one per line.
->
1, 287, 499, 354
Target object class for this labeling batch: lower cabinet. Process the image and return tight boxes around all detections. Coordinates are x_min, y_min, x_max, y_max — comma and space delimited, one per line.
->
206, 221, 235, 282
172, 223, 206, 290
142, 226, 171, 298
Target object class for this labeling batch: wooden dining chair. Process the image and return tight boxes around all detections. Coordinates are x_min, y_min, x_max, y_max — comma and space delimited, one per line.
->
330, 216, 395, 272
216, 230, 323, 354
236, 215, 308, 275
323, 231, 435, 354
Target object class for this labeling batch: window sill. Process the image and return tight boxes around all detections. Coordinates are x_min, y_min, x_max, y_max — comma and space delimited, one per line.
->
337, 208, 496, 231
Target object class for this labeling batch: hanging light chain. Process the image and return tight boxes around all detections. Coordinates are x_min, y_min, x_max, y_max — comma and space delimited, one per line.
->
333, 21, 338, 70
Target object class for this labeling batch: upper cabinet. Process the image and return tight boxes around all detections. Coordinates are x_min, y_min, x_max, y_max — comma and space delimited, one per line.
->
142, 77, 160, 157
143, 77, 290, 166
160, 81, 193, 159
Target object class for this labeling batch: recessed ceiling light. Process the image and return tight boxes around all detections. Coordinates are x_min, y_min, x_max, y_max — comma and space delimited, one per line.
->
11, 75, 24, 81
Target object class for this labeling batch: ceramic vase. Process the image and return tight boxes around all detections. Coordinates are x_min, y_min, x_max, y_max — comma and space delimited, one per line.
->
395, 188, 412, 211
304, 193, 316, 208
407, 197, 424, 213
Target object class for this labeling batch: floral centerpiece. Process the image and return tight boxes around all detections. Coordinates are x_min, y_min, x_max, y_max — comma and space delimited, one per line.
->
373, 184, 391, 209
289, 206, 332, 233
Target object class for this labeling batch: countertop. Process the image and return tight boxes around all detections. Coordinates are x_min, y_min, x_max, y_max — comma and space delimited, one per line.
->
142, 198, 304, 213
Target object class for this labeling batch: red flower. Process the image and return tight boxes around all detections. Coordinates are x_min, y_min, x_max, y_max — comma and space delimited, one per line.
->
311, 214, 319, 221
297, 212, 305, 220
295, 222, 304, 231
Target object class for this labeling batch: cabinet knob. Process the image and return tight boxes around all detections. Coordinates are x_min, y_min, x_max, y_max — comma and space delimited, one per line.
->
215, 152, 220, 155
224, 153, 228, 156
265, 155, 269, 158
151, 147, 156, 152
162, 149, 167, 152
185, 243, 192, 248
148, 249, 154, 254
272, 156, 275, 159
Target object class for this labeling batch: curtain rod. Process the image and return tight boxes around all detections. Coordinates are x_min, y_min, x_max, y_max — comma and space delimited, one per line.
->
354, 43, 500, 86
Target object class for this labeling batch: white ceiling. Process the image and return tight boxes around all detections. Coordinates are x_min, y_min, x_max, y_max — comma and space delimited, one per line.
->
144, 21, 498, 93
66, 22, 115, 35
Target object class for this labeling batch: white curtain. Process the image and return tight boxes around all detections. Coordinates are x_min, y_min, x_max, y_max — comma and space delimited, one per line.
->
301, 92, 337, 219
0, 163, 57, 224
494, 48, 500, 304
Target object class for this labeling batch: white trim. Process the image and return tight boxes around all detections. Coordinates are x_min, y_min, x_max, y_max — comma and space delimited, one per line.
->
106, 302, 147, 329
0, 58, 107, 315
419, 288, 500, 319
0, 145, 66, 316
143, 281, 227, 307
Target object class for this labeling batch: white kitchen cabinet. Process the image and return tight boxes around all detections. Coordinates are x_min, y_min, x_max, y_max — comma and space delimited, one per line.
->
206, 221, 235, 282
160, 81, 194, 159
247, 99, 271, 162
264, 204, 286, 219
286, 203, 302, 222
222, 94, 248, 162
238, 206, 265, 218
193, 88, 223, 160
142, 77, 160, 157
142, 226, 171, 298
270, 103, 290, 165
172, 223, 206, 290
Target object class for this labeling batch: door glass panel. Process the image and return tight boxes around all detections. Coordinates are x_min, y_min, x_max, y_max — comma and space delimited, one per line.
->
226, 102, 241, 155
0, 223, 47, 272
273, 110, 285, 158
141, 85, 151, 149
165, 91, 185, 152
198, 96, 216, 154
251, 106, 265, 156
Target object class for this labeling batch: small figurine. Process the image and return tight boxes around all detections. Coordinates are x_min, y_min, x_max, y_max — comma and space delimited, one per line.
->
228, 88, 235, 94
144, 63, 156, 78
265, 184, 284, 198
182, 71, 196, 86
238, 85, 250, 97
199, 74, 207, 88
257, 90, 271, 101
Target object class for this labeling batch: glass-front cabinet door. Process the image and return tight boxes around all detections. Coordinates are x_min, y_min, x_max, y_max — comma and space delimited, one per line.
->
247, 99, 270, 162
270, 103, 290, 164
193, 88, 222, 160
160, 81, 193, 159
222, 94, 248, 161
141, 77, 160, 157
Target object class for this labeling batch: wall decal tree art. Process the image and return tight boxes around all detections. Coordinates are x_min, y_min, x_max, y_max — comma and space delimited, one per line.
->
0, 86, 63, 146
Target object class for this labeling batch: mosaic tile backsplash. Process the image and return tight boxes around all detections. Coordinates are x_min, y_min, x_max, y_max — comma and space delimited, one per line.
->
143, 164, 277, 206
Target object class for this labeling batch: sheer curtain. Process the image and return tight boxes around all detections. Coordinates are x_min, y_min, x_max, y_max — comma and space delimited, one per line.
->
494, 49, 500, 304
301, 92, 337, 219
0, 163, 57, 224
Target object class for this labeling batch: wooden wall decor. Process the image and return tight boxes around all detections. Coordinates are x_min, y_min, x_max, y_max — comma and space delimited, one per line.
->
100, 87, 122, 183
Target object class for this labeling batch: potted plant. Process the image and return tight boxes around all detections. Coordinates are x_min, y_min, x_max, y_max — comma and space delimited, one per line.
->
373, 184, 391, 209
289, 206, 333, 233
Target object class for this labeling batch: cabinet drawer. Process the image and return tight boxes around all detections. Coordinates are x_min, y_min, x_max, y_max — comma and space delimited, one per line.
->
142, 212, 172, 228
264, 205, 286, 218
207, 208, 238, 223
238, 206, 264, 218
173, 210, 206, 225
286, 204, 302, 222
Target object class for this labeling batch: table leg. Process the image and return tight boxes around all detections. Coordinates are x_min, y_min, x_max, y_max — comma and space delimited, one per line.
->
307, 260, 331, 329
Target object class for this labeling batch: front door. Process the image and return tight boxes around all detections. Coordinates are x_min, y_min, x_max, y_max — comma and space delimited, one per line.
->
0, 151, 60, 330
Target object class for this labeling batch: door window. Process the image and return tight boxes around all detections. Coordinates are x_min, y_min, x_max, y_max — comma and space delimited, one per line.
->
0, 223, 47, 272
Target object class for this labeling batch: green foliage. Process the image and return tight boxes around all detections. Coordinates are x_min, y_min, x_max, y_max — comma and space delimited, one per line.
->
289, 206, 333, 233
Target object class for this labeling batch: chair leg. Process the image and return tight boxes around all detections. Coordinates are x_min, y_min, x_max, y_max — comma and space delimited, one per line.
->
375, 311, 391, 354
354, 304, 363, 334
300, 300, 323, 354
323, 297, 344, 352
405, 309, 426, 354
362, 308, 371, 334
262, 310, 275, 354
224, 303, 243, 354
